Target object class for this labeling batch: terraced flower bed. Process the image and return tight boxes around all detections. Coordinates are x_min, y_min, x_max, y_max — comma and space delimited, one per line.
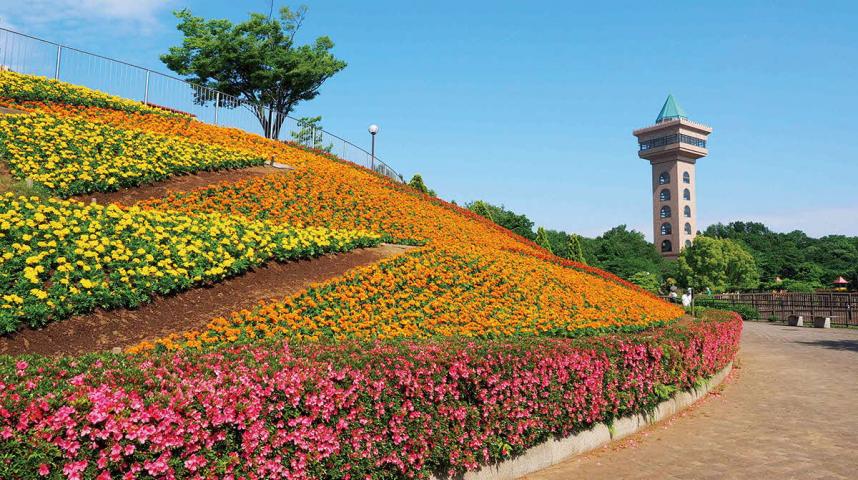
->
0, 113, 265, 196
0, 194, 380, 333
134, 246, 678, 351
0, 73, 739, 480
0, 310, 741, 479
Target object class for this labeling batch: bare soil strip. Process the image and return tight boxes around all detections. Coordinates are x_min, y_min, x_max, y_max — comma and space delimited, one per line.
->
0, 244, 415, 357
0, 106, 26, 115
69, 165, 287, 205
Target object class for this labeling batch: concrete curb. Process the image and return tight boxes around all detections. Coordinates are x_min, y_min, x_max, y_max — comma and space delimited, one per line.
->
432, 362, 733, 480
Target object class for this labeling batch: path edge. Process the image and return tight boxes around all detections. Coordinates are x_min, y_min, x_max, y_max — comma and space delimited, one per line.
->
432, 361, 733, 480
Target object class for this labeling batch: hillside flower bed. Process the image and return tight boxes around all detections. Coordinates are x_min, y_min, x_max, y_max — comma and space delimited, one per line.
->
0, 78, 683, 347
0, 194, 381, 333
134, 246, 680, 352
0, 71, 740, 480
0, 310, 741, 479
20, 100, 666, 297
15, 102, 680, 351
0, 113, 265, 196
0, 71, 174, 116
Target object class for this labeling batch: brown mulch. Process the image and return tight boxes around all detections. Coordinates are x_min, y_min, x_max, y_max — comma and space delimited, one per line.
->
69, 165, 288, 205
0, 244, 415, 357
0, 106, 25, 115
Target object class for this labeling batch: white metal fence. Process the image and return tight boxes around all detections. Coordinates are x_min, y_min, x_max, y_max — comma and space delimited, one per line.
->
0, 27, 404, 182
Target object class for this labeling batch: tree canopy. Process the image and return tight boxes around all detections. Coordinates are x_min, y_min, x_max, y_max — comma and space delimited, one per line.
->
535, 227, 553, 253
628, 271, 661, 293
289, 116, 333, 152
161, 7, 347, 139
677, 236, 759, 293
458, 206, 852, 293
704, 221, 858, 289
466, 201, 536, 241
408, 174, 436, 196
582, 225, 665, 280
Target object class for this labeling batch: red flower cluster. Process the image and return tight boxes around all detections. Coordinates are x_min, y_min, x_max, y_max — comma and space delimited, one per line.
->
0, 311, 741, 479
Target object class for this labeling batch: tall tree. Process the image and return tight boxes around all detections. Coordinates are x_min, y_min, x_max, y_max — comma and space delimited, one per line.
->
677, 236, 759, 293
565, 233, 587, 264
537, 229, 571, 258
161, 7, 347, 139
407, 174, 436, 196
535, 227, 553, 253
289, 116, 333, 152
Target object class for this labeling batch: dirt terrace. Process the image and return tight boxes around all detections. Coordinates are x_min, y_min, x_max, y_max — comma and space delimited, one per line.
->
70, 165, 287, 205
1, 244, 414, 357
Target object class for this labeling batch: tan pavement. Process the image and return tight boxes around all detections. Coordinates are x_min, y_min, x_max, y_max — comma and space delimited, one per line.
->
523, 321, 858, 479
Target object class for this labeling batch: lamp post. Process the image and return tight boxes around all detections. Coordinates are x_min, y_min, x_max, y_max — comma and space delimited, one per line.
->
368, 124, 379, 171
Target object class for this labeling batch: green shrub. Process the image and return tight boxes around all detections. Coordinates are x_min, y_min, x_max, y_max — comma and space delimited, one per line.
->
695, 298, 760, 321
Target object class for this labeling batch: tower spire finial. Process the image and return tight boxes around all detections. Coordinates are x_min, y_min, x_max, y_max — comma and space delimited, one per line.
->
656, 94, 687, 123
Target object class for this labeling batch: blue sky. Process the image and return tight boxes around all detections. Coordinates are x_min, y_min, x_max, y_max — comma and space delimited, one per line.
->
2, 0, 857, 239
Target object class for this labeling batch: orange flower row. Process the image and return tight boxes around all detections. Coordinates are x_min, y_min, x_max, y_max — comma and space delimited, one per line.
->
131, 245, 680, 351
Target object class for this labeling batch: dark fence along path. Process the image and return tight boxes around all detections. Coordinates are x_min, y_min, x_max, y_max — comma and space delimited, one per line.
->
712, 292, 857, 327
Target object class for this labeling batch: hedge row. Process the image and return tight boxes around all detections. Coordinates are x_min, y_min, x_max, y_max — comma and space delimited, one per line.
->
0, 310, 741, 479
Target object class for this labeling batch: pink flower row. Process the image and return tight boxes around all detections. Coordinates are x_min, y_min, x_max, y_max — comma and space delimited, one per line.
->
0, 311, 741, 479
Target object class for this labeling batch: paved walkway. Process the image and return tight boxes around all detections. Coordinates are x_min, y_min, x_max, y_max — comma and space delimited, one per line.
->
524, 322, 858, 479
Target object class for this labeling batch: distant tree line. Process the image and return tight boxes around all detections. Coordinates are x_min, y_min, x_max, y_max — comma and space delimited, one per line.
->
702, 221, 858, 292
461, 200, 856, 294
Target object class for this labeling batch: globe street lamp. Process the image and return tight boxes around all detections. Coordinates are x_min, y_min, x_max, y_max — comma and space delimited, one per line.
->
368, 124, 379, 170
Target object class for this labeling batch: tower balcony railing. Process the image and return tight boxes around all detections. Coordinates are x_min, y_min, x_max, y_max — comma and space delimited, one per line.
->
639, 133, 706, 151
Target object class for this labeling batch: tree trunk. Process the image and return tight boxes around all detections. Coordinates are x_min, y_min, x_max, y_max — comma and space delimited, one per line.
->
247, 99, 289, 140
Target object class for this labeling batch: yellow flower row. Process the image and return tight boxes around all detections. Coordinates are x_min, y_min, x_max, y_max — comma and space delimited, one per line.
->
0, 193, 381, 333
0, 70, 172, 116
0, 113, 265, 197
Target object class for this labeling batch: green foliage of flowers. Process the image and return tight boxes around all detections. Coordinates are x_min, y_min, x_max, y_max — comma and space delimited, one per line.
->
0, 113, 266, 197
0, 194, 381, 333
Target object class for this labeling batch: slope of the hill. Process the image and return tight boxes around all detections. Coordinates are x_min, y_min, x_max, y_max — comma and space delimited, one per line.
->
0, 72, 738, 480
0, 71, 682, 351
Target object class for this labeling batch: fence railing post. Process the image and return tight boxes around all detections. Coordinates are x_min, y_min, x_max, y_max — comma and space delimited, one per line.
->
214, 91, 220, 125
54, 45, 62, 80
143, 70, 150, 104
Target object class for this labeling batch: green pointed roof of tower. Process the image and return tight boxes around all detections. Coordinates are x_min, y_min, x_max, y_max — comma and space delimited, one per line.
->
655, 94, 687, 123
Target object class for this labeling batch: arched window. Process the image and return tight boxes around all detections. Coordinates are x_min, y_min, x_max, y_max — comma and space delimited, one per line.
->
683, 188, 691, 201
661, 240, 672, 252
684, 222, 692, 234
684, 206, 691, 218
685, 239, 692, 248
659, 189, 671, 201
658, 172, 670, 185
660, 206, 671, 219
683, 172, 690, 184
661, 222, 672, 235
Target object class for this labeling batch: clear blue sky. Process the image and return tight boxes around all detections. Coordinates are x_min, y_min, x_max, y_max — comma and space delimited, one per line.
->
3, 1, 857, 239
